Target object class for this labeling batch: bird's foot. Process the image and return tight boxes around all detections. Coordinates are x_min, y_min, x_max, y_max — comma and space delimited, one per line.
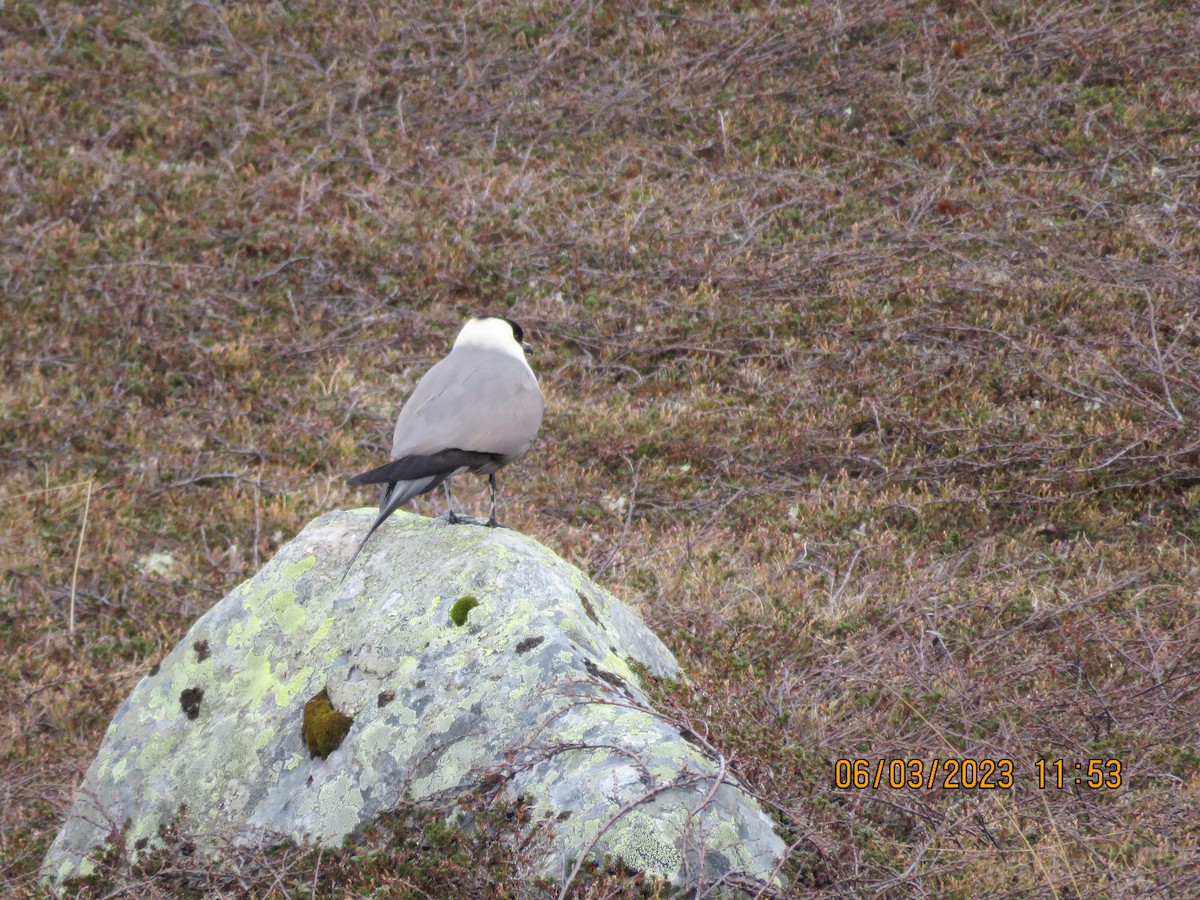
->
445, 510, 462, 524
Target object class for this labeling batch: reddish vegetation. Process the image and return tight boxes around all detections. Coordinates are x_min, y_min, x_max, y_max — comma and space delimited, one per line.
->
3, 1, 1198, 895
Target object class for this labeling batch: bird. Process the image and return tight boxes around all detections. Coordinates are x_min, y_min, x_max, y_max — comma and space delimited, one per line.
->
342, 316, 544, 577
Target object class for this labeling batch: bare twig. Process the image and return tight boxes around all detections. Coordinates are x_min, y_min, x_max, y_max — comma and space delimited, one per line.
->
69, 479, 93, 638
556, 771, 710, 900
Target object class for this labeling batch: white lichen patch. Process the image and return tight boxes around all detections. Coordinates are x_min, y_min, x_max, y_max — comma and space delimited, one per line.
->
42, 509, 785, 894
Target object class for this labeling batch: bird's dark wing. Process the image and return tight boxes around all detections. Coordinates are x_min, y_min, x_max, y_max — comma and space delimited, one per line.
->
346, 449, 501, 486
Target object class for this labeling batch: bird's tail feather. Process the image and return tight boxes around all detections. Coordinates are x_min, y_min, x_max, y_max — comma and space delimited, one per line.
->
348, 449, 498, 486
340, 474, 448, 581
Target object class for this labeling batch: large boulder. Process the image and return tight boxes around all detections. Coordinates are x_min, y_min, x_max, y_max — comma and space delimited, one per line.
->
43, 509, 786, 893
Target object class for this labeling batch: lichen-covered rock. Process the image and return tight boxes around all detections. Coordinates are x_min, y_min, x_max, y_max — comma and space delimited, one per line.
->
42, 509, 786, 893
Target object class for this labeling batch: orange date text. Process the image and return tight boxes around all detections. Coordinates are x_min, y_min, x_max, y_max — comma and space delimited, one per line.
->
833, 758, 1015, 790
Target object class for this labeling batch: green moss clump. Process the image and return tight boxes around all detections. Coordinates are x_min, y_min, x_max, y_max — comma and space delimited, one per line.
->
449, 595, 479, 627
302, 688, 353, 759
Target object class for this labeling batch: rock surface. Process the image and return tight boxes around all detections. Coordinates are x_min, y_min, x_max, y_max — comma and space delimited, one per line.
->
43, 509, 786, 893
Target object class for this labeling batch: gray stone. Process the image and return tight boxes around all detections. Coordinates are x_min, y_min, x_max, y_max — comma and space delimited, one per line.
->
42, 509, 786, 894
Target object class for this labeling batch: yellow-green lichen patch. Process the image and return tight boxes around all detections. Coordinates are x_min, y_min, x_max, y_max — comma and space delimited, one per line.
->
449, 595, 480, 627
237, 651, 276, 709
661, 740, 711, 772
554, 712, 596, 744
302, 688, 353, 759
58, 857, 94, 882
651, 763, 678, 783
174, 644, 217, 682
558, 616, 587, 645
409, 737, 482, 798
281, 556, 317, 581
270, 589, 307, 634
709, 819, 743, 856
506, 677, 535, 704
357, 716, 414, 756
239, 579, 274, 619
275, 665, 314, 708
600, 650, 640, 686
227, 614, 264, 650
306, 616, 335, 652
142, 682, 171, 716
414, 623, 444, 647
237, 556, 314, 629
255, 726, 277, 752
135, 731, 181, 772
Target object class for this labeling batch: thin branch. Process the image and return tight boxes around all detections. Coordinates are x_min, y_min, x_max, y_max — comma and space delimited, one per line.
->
69, 479, 93, 638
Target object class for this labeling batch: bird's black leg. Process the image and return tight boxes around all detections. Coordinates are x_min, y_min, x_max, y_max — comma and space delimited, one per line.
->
443, 480, 460, 524
486, 473, 499, 527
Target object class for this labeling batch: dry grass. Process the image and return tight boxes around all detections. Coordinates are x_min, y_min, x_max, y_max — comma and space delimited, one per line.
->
3, 0, 1199, 896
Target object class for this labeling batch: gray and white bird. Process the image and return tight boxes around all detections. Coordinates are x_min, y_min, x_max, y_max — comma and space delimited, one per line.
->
343, 316, 544, 576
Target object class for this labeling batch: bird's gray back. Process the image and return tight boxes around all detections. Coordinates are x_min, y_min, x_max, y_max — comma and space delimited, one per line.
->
390, 349, 543, 462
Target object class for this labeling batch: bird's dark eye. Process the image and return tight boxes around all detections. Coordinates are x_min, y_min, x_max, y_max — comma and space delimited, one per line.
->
506, 319, 525, 343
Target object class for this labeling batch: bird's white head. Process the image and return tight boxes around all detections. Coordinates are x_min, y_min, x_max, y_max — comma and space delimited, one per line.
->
453, 316, 532, 364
